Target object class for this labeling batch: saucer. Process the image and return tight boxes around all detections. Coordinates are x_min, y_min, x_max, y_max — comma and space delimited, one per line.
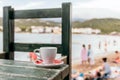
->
33, 59, 64, 68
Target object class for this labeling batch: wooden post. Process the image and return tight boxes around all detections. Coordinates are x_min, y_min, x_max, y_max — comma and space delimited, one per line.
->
9, 8, 14, 59
62, 3, 72, 80
3, 6, 14, 59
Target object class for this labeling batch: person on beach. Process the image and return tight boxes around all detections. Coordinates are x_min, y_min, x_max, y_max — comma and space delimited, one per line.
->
84, 72, 102, 80
104, 41, 107, 52
102, 57, 111, 79
113, 40, 116, 46
87, 44, 94, 65
94, 72, 102, 80
81, 44, 87, 65
71, 69, 80, 80
98, 41, 101, 49
113, 51, 120, 63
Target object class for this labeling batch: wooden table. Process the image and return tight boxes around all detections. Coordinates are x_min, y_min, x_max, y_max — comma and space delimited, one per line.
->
0, 59, 69, 80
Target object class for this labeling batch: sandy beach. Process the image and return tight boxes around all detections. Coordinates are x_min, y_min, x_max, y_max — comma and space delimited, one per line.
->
72, 52, 120, 76
72, 52, 118, 72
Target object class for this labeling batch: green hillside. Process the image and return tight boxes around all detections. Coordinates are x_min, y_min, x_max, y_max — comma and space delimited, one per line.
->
0, 17, 120, 34
72, 18, 120, 34
15, 19, 59, 27
14, 19, 60, 31
0, 18, 60, 28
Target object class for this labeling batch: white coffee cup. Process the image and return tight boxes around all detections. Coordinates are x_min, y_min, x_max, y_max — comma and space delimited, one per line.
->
34, 47, 57, 64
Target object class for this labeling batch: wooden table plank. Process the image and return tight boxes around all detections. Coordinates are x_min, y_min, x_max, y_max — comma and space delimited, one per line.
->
0, 59, 69, 80
0, 65, 57, 78
0, 74, 45, 80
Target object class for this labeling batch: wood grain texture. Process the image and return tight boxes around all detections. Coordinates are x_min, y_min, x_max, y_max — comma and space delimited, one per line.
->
14, 43, 62, 53
62, 3, 72, 80
14, 8, 62, 19
0, 59, 69, 80
3, 6, 14, 59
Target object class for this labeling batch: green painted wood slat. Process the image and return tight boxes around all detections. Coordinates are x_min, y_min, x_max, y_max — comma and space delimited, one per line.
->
14, 8, 62, 19
9, 8, 15, 59
14, 43, 62, 53
62, 3, 72, 80
3, 6, 14, 59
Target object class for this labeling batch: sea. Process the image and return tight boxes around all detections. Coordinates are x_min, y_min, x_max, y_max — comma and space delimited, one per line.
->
0, 32, 120, 63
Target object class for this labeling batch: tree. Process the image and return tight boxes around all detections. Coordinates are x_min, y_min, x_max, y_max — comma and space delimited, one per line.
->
19, 26, 26, 32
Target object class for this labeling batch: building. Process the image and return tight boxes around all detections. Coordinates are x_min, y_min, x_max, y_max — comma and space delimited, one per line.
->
72, 27, 101, 34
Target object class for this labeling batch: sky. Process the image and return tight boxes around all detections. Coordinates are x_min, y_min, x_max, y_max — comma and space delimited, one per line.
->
1, 0, 120, 20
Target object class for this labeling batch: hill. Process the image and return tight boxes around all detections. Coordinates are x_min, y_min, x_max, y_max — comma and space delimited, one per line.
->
0, 17, 120, 34
0, 18, 60, 28
72, 18, 120, 34
15, 19, 60, 27
0, 18, 60, 32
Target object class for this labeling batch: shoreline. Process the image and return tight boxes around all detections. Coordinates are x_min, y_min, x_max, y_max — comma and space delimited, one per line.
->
72, 51, 114, 63
0, 31, 120, 36
72, 51, 118, 73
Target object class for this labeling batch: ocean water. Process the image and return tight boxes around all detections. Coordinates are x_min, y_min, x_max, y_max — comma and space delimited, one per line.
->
0, 32, 120, 62
72, 34, 120, 63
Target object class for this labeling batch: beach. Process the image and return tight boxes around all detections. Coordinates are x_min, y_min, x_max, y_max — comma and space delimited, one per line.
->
72, 52, 118, 72
72, 51, 120, 79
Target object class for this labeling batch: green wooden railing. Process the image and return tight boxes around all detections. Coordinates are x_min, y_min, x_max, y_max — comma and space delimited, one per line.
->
3, 3, 72, 80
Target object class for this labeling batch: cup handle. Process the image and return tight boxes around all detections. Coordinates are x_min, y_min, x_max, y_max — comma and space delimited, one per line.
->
33, 49, 41, 59
34, 49, 40, 53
